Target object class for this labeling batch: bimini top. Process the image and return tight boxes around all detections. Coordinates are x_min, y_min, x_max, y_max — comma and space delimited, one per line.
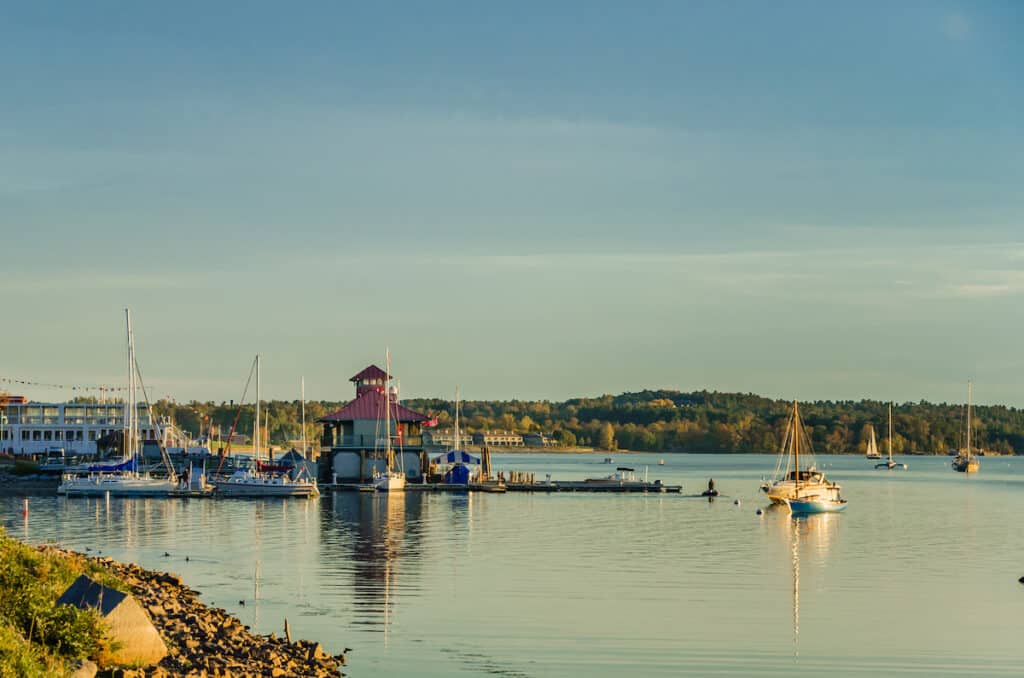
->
318, 389, 430, 423
433, 450, 481, 465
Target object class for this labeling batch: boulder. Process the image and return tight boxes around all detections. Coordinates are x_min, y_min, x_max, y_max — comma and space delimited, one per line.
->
69, 659, 98, 678
57, 575, 168, 667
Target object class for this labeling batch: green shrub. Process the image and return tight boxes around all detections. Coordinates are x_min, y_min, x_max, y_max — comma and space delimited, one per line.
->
0, 530, 117, 670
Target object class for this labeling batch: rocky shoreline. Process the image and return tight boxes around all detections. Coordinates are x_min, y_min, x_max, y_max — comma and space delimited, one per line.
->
38, 545, 346, 678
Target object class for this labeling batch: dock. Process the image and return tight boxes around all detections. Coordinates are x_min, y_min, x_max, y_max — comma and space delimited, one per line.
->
325, 481, 681, 494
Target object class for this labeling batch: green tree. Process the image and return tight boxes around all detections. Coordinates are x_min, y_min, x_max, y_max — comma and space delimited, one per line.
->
597, 422, 617, 451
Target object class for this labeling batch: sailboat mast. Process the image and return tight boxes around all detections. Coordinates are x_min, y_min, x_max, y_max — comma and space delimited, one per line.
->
966, 381, 972, 460
888, 403, 893, 462
301, 376, 307, 458
385, 349, 392, 472
254, 354, 261, 460
793, 401, 800, 491
454, 386, 460, 451
125, 308, 135, 462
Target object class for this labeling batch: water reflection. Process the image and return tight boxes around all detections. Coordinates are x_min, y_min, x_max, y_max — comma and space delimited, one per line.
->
786, 512, 840, 662
321, 492, 426, 636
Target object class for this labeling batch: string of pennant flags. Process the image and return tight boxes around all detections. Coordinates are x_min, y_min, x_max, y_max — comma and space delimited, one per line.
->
0, 376, 128, 392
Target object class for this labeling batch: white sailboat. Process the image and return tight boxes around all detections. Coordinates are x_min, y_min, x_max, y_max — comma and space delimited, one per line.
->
373, 350, 406, 492
952, 382, 980, 474
58, 310, 179, 497
865, 425, 881, 459
875, 403, 908, 470
214, 355, 320, 497
762, 401, 843, 506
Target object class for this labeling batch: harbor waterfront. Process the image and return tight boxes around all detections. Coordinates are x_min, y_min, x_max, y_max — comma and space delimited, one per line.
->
3, 453, 1023, 676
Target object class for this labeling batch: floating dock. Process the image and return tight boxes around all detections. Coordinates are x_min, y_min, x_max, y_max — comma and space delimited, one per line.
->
326, 481, 681, 494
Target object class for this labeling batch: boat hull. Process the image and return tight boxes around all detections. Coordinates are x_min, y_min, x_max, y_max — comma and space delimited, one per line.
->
874, 461, 908, 470
785, 497, 848, 514
214, 482, 319, 497
374, 474, 406, 492
57, 476, 178, 497
765, 480, 842, 505
952, 458, 979, 473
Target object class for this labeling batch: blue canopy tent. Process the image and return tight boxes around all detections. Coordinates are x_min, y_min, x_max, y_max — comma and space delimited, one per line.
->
433, 450, 481, 485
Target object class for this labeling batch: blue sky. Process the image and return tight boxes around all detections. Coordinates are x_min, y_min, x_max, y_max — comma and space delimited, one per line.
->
1, 2, 1022, 405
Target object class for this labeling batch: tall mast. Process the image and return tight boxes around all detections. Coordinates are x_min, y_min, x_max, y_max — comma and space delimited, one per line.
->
300, 376, 307, 458
385, 349, 392, 472
125, 309, 134, 462
888, 403, 893, 463
454, 386, 460, 451
793, 401, 800, 491
966, 381, 972, 460
254, 354, 261, 459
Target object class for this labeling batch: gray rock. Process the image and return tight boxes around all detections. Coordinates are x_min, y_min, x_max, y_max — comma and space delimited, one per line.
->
69, 659, 98, 678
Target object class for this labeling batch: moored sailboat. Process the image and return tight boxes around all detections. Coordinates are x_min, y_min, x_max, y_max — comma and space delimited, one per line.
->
214, 355, 319, 498
875, 403, 908, 470
58, 310, 179, 497
952, 382, 980, 474
762, 401, 843, 506
373, 350, 406, 492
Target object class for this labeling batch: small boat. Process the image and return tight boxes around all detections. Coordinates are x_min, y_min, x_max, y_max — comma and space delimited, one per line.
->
864, 425, 882, 459
602, 457, 614, 464
658, 459, 665, 466
785, 496, 848, 514
585, 467, 642, 486
952, 382, 980, 474
875, 404, 908, 470
762, 401, 842, 505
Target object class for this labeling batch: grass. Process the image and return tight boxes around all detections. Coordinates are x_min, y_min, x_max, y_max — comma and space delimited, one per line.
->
0, 530, 123, 677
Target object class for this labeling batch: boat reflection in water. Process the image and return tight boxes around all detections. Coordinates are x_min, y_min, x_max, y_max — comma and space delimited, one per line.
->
323, 491, 425, 641
783, 510, 840, 662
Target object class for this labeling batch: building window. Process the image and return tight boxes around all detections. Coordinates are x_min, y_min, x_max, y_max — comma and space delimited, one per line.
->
54, 431, 63, 440
33, 430, 41, 441
22, 430, 30, 441
88, 430, 96, 441
44, 431, 53, 441
76, 430, 83, 441
67, 430, 75, 440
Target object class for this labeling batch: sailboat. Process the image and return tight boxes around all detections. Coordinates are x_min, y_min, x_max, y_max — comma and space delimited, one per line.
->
864, 425, 882, 459
762, 401, 845, 509
58, 310, 179, 497
952, 382, 980, 474
373, 350, 406, 492
214, 355, 320, 497
875, 403, 908, 470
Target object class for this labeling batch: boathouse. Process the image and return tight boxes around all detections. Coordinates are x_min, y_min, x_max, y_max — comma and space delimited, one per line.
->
318, 365, 430, 482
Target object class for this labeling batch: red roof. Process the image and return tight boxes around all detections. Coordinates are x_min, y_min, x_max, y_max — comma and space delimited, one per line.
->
350, 365, 389, 382
319, 389, 429, 423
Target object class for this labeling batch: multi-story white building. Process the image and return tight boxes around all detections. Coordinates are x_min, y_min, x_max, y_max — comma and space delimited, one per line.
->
0, 397, 175, 457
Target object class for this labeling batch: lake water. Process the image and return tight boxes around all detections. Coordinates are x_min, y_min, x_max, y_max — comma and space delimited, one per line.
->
4, 453, 1024, 676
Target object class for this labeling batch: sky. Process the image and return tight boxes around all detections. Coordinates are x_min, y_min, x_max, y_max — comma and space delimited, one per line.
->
1, 1, 1022, 406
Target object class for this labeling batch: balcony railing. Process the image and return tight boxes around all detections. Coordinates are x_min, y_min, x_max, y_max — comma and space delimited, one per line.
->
328, 434, 423, 449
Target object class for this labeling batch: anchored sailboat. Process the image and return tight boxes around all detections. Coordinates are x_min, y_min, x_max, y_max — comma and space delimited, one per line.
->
875, 403, 908, 470
373, 350, 406, 492
952, 382, 980, 474
763, 401, 845, 511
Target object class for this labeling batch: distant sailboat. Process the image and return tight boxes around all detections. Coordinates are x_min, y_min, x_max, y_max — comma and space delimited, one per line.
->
952, 382, 980, 474
865, 425, 881, 459
875, 403, 908, 470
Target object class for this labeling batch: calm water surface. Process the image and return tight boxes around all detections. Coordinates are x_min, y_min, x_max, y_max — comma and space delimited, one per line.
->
4, 453, 1024, 676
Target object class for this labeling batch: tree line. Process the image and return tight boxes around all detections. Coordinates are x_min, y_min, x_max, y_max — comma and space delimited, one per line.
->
130, 389, 1024, 455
